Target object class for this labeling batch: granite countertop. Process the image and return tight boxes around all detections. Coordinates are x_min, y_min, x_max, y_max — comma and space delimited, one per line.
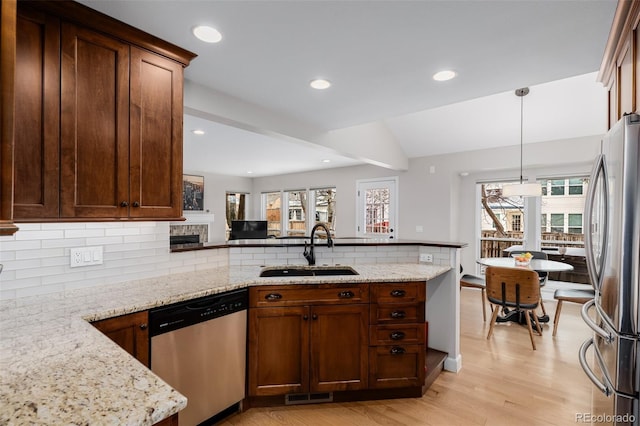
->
0, 263, 450, 425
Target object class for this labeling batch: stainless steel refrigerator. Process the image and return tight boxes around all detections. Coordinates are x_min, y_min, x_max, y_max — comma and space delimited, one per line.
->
580, 113, 640, 425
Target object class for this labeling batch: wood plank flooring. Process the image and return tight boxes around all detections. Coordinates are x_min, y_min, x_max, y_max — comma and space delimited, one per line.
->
220, 287, 594, 425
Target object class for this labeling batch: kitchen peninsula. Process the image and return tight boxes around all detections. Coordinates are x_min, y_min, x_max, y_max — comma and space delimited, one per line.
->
0, 239, 464, 425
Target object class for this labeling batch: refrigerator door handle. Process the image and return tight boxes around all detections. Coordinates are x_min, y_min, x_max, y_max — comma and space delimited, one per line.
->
581, 299, 614, 343
584, 153, 609, 292
579, 338, 612, 397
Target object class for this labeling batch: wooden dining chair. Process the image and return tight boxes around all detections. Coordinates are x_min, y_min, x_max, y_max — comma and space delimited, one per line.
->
485, 266, 542, 350
552, 288, 595, 336
460, 273, 489, 321
509, 250, 549, 318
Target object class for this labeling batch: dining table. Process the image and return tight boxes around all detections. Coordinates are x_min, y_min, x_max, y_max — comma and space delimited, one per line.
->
476, 257, 574, 326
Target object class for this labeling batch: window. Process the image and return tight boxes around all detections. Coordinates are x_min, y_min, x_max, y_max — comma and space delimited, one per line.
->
511, 214, 522, 232
313, 188, 336, 236
538, 175, 588, 247
226, 192, 247, 239
478, 181, 525, 258
568, 213, 583, 234
285, 190, 307, 237
263, 191, 282, 237
568, 178, 584, 195
550, 213, 564, 233
357, 178, 397, 238
550, 180, 565, 195
540, 180, 548, 196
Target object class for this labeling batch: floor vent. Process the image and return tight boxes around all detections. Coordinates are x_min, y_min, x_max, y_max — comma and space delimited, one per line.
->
285, 392, 333, 405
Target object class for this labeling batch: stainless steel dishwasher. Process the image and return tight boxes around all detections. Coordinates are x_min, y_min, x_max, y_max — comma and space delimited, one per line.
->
149, 288, 248, 426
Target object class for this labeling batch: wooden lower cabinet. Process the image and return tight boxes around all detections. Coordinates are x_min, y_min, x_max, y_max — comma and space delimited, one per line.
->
248, 282, 427, 401
91, 310, 149, 367
248, 302, 368, 396
154, 414, 178, 426
369, 282, 426, 389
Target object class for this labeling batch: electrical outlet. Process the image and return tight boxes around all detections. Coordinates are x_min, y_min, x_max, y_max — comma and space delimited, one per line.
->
419, 253, 433, 263
70, 246, 103, 268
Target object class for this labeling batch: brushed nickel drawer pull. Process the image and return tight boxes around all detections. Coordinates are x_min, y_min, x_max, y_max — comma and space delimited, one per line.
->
390, 310, 406, 319
338, 290, 354, 299
390, 346, 406, 355
265, 293, 283, 301
390, 289, 406, 297
390, 331, 405, 340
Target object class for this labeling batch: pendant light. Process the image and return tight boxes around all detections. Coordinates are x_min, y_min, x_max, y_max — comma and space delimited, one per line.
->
502, 87, 542, 197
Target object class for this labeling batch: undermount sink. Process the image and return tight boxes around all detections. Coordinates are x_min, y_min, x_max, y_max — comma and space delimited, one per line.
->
259, 265, 359, 277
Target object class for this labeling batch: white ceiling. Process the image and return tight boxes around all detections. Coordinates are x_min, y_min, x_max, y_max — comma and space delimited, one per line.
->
80, 0, 616, 177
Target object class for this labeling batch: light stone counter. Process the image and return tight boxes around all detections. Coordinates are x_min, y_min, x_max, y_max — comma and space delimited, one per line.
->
0, 263, 450, 425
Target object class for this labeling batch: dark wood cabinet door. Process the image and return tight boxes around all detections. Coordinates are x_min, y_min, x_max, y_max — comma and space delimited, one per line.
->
92, 311, 149, 367
13, 6, 60, 219
309, 304, 369, 392
368, 344, 425, 389
248, 306, 310, 396
129, 47, 183, 219
60, 22, 130, 218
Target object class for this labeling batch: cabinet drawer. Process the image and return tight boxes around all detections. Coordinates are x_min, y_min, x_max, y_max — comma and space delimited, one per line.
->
368, 345, 425, 389
369, 324, 425, 346
370, 303, 424, 324
370, 282, 425, 304
250, 284, 369, 307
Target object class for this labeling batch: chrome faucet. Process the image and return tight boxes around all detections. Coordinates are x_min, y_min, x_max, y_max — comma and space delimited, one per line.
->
303, 223, 334, 265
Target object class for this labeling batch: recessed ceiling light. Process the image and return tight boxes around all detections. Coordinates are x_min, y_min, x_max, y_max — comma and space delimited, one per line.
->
192, 26, 222, 43
321, 159, 331, 163
310, 79, 331, 90
246, 171, 253, 174
433, 70, 456, 82
192, 129, 205, 135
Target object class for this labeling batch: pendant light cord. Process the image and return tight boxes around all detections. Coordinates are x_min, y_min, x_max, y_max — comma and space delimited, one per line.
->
515, 87, 529, 185
520, 92, 524, 184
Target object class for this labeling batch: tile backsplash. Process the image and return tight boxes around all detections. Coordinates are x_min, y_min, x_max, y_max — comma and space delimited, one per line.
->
0, 222, 227, 300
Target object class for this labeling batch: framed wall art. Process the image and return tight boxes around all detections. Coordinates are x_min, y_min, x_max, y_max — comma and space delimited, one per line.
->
183, 174, 204, 211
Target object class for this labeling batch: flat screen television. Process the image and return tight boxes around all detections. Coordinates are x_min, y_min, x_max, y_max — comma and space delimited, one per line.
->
230, 220, 268, 240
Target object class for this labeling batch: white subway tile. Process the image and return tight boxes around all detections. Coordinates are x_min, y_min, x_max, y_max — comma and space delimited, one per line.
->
12, 223, 42, 231
64, 229, 105, 238
16, 248, 65, 260
41, 238, 86, 249
86, 236, 124, 246
106, 228, 141, 237
16, 283, 65, 299
1, 240, 41, 251
241, 247, 265, 254
16, 265, 67, 280
15, 230, 65, 240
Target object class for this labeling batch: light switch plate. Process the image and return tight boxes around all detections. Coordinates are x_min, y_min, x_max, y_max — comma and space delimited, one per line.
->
70, 246, 104, 268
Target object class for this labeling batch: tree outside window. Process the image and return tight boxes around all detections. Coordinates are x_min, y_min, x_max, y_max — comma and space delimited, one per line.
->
286, 190, 307, 236
313, 188, 336, 237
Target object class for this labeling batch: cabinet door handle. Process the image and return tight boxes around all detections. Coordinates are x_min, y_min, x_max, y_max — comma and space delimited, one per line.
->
390, 346, 406, 355
139, 323, 147, 330
303, 315, 309, 321
338, 290, 354, 299
390, 310, 406, 319
390, 331, 405, 340
390, 289, 406, 297
265, 293, 282, 301
312, 314, 318, 320
120, 201, 129, 207
132, 201, 140, 208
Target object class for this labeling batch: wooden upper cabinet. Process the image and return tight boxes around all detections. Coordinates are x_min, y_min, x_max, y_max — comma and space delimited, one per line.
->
129, 47, 183, 219
60, 22, 130, 218
13, 7, 60, 219
11, 0, 195, 222
598, 1, 640, 126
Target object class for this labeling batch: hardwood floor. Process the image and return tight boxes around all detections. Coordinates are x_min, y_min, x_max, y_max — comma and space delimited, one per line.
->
221, 287, 594, 425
